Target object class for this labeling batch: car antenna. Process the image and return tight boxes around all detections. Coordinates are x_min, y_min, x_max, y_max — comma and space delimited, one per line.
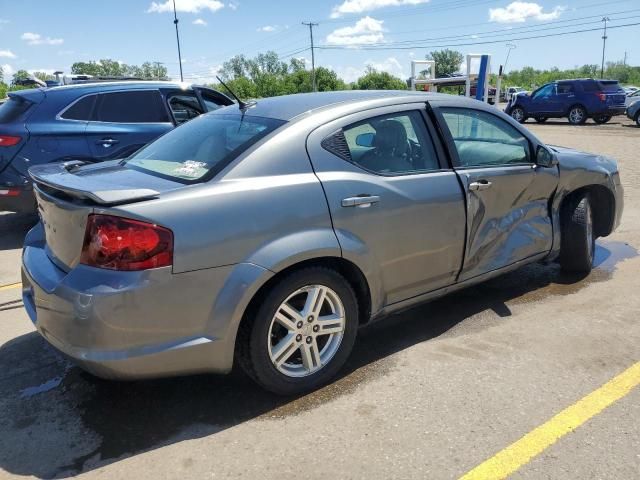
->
216, 76, 256, 111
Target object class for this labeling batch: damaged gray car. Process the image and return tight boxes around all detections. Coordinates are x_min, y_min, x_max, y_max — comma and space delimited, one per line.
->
22, 91, 623, 394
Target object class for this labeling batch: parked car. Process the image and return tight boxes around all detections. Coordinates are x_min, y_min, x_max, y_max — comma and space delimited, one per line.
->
623, 86, 639, 95
469, 84, 497, 104
627, 98, 640, 126
0, 81, 233, 213
625, 89, 640, 107
22, 91, 623, 395
504, 78, 627, 125
504, 86, 525, 102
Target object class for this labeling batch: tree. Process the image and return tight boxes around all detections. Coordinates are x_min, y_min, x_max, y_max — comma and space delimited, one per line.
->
71, 59, 167, 80
0, 65, 3, 84
352, 66, 407, 90
426, 49, 464, 78
32, 71, 54, 82
12, 70, 31, 85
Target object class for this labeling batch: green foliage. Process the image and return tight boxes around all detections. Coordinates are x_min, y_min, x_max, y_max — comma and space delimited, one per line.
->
351, 66, 407, 90
12, 70, 31, 85
32, 71, 55, 82
0, 82, 7, 99
426, 49, 464, 77
71, 59, 168, 80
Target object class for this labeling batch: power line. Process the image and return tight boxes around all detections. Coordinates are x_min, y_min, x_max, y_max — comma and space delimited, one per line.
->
316, 21, 640, 50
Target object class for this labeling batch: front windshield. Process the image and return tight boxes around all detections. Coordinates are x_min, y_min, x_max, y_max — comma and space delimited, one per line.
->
124, 113, 285, 183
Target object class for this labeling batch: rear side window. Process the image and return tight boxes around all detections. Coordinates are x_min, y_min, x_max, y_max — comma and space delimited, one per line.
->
124, 114, 285, 183
557, 83, 575, 94
440, 108, 531, 167
60, 94, 97, 120
95, 90, 170, 123
581, 81, 599, 92
0, 96, 33, 123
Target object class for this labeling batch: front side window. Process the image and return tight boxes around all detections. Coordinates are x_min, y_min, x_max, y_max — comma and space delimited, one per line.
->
341, 110, 439, 175
532, 84, 555, 99
95, 90, 170, 123
440, 108, 531, 167
168, 94, 203, 125
124, 114, 285, 183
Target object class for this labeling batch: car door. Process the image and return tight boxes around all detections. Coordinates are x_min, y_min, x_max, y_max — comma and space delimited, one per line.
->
530, 83, 561, 115
556, 81, 577, 112
434, 105, 559, 281
85, 89, 173, 162
307, 104, 466, 306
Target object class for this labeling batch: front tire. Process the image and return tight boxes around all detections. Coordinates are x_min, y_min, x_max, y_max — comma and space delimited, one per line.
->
568, 105, 587, 125
559, 194, 595, 273
238, 267, 358, 395
510, 106, 526, 123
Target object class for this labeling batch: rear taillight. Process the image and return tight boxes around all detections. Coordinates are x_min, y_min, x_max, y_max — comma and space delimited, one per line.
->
0, 188, 21, 196
596, 92, 607, 101
0, 135, 21, 147
80, 214, 173, 271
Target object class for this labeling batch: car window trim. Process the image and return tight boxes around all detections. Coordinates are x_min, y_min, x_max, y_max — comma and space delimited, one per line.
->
430, 104, 535, 169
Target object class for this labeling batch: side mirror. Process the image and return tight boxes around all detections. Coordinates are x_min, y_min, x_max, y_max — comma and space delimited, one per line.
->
536, 145, 558, 168
355, 132, 375, 148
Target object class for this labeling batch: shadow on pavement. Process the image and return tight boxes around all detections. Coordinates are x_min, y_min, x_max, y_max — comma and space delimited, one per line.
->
0, 213, 37, 251
0, 241, 635, 478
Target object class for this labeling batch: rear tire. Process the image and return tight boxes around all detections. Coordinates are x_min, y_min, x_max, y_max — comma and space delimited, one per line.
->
510, 106, 526, 123
635, 111, 640, 127
593, 115, 611, 124
237, 267, 358, 396
559, 194, 595, 273
568, 105, 587, 125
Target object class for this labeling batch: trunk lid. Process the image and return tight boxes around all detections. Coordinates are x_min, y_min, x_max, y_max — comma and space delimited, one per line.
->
30, 160, 184, 270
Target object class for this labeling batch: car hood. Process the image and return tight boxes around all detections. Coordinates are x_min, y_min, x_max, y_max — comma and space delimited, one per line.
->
549, 145, 619, 174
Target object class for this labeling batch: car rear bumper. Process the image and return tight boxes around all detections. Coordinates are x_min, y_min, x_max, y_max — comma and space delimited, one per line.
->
592, 106, 626, 116
21, 222, 252, 380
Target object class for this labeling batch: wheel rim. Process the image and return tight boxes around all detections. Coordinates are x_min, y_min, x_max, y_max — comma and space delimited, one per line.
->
267, 285, 346, 378
512, 108, 524, 121
570, 108, 584, 123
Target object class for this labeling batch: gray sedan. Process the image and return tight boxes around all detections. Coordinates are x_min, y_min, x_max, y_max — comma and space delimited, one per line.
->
22, 91, 623, 395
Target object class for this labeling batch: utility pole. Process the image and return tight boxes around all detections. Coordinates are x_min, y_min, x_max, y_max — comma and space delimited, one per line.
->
302, 22, 318, 92
601, 17, 610, 79
623, 51, 628, 66
173, 0, 184, 82
503, 43, 516, 75
153, 61, 164, 80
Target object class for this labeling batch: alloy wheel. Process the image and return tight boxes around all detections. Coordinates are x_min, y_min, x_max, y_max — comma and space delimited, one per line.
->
267, 285, 346, 378
511, 108, 524, 122
569, 107, 585, 124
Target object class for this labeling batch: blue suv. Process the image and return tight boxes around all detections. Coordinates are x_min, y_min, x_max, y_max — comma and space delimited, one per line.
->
0, 81, 232, 213
504, 78, 627, 125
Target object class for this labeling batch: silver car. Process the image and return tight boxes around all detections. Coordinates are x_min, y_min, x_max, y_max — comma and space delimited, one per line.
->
22, 91, 623, 395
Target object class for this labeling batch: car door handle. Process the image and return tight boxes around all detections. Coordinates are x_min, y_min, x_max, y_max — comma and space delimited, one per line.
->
342, 195, 380, 208
469, 180, 492, 191
96, 138, 119, 148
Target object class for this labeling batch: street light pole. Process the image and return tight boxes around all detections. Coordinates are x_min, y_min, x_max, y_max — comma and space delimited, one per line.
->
302, 22, 318, 92
173, 0, 184, 82
601, 17, 610, 79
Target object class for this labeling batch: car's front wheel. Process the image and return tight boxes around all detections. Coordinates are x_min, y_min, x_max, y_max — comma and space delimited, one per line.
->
568, 106, 587, 125
559, 194, 595, 273
593, 115, 611, 124
510, 106, 526, 123
238, 267, 358, 395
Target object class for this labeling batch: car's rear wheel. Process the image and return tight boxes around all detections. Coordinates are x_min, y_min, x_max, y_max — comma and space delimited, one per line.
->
534, 117, 548, 123
593, 115, 611, 124
238, 267, 358, 395
559, 194, 595, 273
510, 106, 526, 123
635, 111, 640, 127
568, 106, 587, 125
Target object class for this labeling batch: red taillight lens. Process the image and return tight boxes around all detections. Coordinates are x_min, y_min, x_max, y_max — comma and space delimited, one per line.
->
596, 92, 607, 101
0, 188, 21, 196
80, 214, 173, 271
0, 135, 21, 147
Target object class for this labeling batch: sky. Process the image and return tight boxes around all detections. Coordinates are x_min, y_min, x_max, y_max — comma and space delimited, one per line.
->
1, 0, 639, 84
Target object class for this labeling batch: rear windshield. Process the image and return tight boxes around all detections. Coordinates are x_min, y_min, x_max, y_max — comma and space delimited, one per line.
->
598, 81, 621, 92
0, 96, 33, 123
124, 113, 285, 183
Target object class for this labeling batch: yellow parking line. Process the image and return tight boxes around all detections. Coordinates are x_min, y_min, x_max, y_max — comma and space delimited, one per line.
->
459, 361, 640, 480
0, 282, 21, 292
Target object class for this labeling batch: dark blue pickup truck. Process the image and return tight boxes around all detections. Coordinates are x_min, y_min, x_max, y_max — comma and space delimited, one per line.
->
504, 78, 627, 125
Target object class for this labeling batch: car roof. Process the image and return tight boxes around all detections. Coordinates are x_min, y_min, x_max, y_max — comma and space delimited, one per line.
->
211, 90, 458, 121
43, 81, 200, 95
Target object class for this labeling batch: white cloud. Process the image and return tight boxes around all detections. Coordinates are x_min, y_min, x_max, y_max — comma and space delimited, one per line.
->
193, 18, 208, 25
332, 56, 405, 83
257, 25, 276, 32
326, 16, 385, 46
2, 64, 15, 77
489, 2, 565, 23
331, 0, 429, 18
21, 32, 64, 46
228, 1, 239, 10
0, 50, 16, 59
147, 0, 224, 13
